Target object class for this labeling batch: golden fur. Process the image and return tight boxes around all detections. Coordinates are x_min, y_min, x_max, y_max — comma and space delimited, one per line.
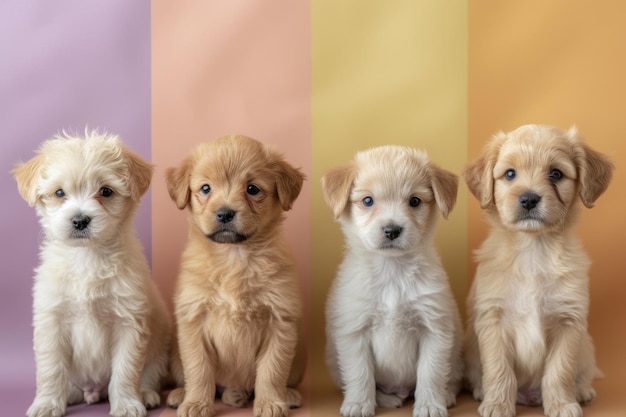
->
13, 131, 171, 417
463, 125, 613, 417
165, 135, 306, 417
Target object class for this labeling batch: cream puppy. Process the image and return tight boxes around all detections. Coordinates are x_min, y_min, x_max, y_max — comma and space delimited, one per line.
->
463, 125, 613, 417
322, 145, 463, 417
13, 131, 171, 417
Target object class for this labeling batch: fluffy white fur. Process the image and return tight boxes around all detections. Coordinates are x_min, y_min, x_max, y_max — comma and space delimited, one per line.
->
13, 131, 171, 417
463, 125, 614, 417
322, 146, 463, 417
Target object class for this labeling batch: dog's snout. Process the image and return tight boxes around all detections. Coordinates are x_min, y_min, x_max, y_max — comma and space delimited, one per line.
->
519, 192, 541, 210
216, 207, 236, 224
383, 225, 403, 241
72, 214, 91, 231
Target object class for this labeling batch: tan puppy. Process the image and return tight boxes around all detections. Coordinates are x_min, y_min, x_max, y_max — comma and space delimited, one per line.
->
13, 131, 171, 417
165, 135, 306, 417
463, 125, 613, 417
323, 146, 463, 417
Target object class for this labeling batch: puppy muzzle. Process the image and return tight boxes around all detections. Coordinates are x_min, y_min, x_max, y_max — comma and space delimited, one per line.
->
68, 214, 93, 240
514, 192, 546, 226
207, 225, 248, 244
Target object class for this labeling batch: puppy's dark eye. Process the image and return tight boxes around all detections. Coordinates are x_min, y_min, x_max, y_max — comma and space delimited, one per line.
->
504, 169, 516, 181
200, 184, 211, 195
549, 169, 563, 182
55, 189, 65, 198
99, 187, 113, 197
247, 184, 261, 195
409, 197, 421, 207
362, 196, 374, 207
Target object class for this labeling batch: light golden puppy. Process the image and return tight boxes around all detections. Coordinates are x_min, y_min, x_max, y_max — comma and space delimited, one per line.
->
463, 125, 613, 417
165, 135, 306, 417
323, 146, 463, 417
13, 131, 171, 417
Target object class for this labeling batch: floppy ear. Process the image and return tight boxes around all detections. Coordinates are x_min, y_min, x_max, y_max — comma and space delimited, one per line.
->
123, 147, 154, 201
429, 164, 458, 219
12, 154, 45, 207
321, 163, 356, 219
462, 132, 505, 209
274, 159, 305, 211
165, 156, 193, 210
572, 140, 614, 208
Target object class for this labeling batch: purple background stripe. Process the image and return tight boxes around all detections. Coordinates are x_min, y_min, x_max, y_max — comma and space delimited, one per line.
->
0, 1, 152, 415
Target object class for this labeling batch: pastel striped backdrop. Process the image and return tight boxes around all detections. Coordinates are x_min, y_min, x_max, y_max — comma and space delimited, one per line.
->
1, 2, 624, 416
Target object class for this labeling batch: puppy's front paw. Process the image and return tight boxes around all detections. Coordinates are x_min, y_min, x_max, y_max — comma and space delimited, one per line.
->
340, 400, 375, 417
142, 389, 161, 409
478, 401, 515, 417
413, 404, 447, 417
27, 399, 66, 417
253, 400, 288, 417
177, 401, 214, 417
167, 387, 185, 408
545, 402, 582, 417
110, 397, 147, 417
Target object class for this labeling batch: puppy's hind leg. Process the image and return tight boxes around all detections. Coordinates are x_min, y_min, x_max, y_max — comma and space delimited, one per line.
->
140, 355, 168, 409
68, 384, 84, 406
376, 391, 403, 408
446, 357, 464, 408
464, 320, 484, 402
575, 333, 599, 405
222, 388, 251, 408
286, 388, 302, 409
166, 388, 185, 408
446, 325, 464, 408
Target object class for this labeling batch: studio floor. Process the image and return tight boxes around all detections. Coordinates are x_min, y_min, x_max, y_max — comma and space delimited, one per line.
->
6, 374, 624, 417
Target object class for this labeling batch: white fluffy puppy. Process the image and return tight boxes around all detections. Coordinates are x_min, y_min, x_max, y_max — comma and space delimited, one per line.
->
13, 131, 171, 417
322, 145, 463, 417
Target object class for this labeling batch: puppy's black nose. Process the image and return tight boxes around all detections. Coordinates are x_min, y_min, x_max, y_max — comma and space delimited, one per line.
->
519, 192, 541, 210
72, 214, 91, 230
383, 225, 403, 241
216, 207, 236, 224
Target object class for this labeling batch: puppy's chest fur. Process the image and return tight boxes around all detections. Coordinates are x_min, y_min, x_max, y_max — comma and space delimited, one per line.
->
477, 233, 589, 380
180, 244, 300, 386
209, 281, 275, 325
489, 240, 585, 322
35, 244, 147, 389
347, 258, 443, 331
333, 255, 449, 389
37, 245, 141, 319
370, 274, 425, 330
369, 272, 425, 391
